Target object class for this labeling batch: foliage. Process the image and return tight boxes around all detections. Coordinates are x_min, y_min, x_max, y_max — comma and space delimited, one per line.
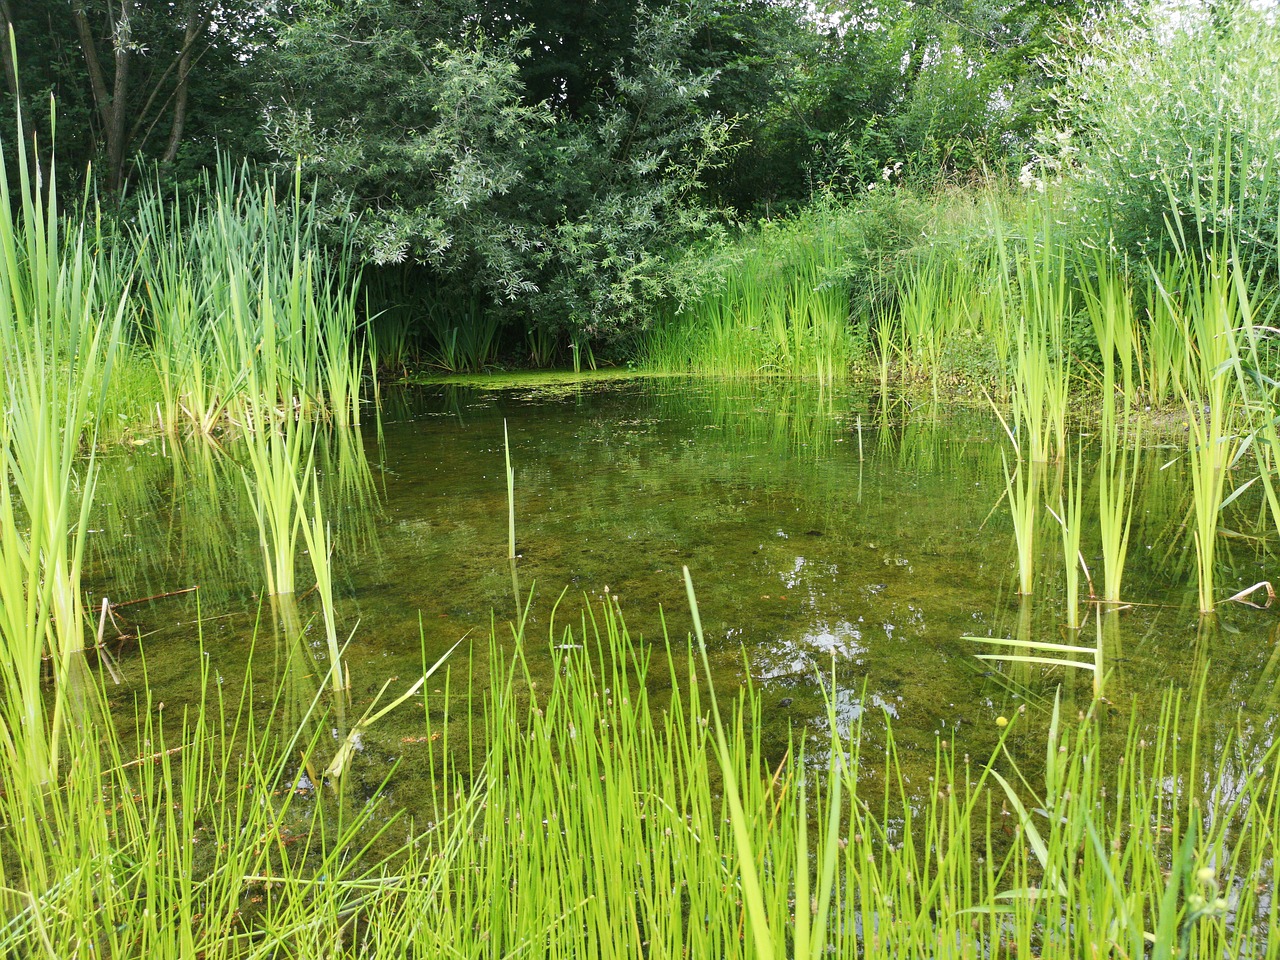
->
1046, 0, 1280, 279
264, 1, 734, 344
0, 1, 271, 196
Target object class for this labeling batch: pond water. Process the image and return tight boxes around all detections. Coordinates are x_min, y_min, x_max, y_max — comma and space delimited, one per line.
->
84, 375, 1280, 809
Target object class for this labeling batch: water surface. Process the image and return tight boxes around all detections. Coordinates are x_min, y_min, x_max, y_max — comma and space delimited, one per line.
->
84, 376, 1280, 806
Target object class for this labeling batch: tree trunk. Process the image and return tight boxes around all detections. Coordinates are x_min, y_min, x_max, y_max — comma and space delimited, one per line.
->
106, 1, 134, 190
163, 3, 207, 163
71, 0, 138, 192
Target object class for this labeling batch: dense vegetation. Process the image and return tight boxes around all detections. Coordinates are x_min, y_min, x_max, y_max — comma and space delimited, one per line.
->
3, 0, 1280, 956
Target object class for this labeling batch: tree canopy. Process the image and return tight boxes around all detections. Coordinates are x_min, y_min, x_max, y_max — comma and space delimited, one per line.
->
2, 0, 1118, 338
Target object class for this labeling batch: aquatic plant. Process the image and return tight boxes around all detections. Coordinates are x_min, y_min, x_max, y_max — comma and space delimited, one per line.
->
1001, 452, 1040, 596
967, 610, 1104, 698
1162, 247, 1244, 615
242, 408, 316, 597
1081, 254, 1138, 412
1095, 421, 1141, 606
2, 582, 1277, 957
132, 160, 365, 436
642, 216, 855, 381
1047, 443, 1086, 629
1141, 254, 1189, 409
0, 107, 123, 783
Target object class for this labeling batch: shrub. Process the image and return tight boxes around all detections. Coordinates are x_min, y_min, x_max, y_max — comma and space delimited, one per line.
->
1047, 1, 1280, 279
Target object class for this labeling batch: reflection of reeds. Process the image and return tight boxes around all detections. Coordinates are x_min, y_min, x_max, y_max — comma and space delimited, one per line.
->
297, 482, 347, 693
504, 420, 517, 560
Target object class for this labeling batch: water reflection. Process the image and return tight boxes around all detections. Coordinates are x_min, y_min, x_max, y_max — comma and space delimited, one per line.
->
77, 376, 1278, 807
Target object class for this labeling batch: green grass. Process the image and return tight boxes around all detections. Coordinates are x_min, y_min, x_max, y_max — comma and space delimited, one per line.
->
642, 212, 858, 381
3, 588, 1277, 958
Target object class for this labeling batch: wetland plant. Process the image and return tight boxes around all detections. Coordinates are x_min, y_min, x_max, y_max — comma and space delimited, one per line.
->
0, 113, 123, 782
1163, 248, 1244, 615
2, 586, 1278, 956
242, 408, 316, 597
1095, 421, 1141, 606
132, 161, 365, 436
1001, 452, 1040, 596
1047, 443, 1086, 630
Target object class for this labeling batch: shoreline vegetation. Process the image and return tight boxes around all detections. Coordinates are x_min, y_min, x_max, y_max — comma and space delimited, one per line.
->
4, 0, 1280, 955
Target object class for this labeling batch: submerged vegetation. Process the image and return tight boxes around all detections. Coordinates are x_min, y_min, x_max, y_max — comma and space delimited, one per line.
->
3, 0, 1280, 955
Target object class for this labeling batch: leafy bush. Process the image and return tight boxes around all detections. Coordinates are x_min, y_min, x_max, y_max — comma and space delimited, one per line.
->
1047, 1, 1280, 278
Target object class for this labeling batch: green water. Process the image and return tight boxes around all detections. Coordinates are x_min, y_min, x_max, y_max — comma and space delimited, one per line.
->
84, 376, 1280, 805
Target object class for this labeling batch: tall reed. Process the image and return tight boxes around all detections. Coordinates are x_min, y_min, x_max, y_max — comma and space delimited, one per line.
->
1047, 444, 1086, 629
0, 107, 123, 783
1162, 247, 1244, 614
132, 160, 365, 437
241, 408, 315, 597
1095, 420, 1141, 606
643, 219, 855, 380
993, 209, 1073, 464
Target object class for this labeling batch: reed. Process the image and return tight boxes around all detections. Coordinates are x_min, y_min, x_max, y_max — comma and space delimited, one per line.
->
422, 300, 504, 374
1082, 254, 1139, 416
0, 105, 124, 783
1222, 266, 1280, 541
992, 209, 1073, 463
642, 219, 855, 380
131, 160, 365, 436
241, 408, 316, 596
1163, 247, 1243, 615
1002, 452, 1040, 595
3, 585, 1278, 957
1047, 443, 1086, 630
1095, 421, 1141, 606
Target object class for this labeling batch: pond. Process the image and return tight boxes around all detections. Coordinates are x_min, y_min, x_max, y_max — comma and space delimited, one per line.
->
83, 375, 1280, 811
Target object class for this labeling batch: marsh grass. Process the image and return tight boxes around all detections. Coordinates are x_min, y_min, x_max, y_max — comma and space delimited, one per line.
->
1006, 214, 1073, 464
242, 409, 315, 597
643, 220, 855, 380
0, 106, 125, 783
1095, 422, 1141, 606
1001, 453, 1040, 596
1047, 444, 1086, 629
133, 161, 365, 437
3, 582, 1279, 957
1162, 248, 1245, 614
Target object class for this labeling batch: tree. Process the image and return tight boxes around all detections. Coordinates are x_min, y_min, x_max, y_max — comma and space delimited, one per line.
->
2, 1, 269, 195
264, 0, 735, 341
